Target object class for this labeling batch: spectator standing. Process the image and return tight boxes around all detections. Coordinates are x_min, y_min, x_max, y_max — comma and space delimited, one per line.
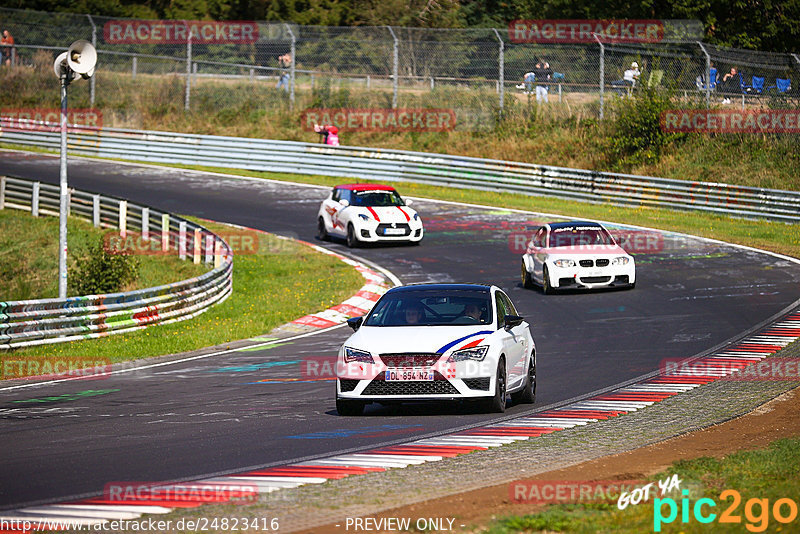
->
276, 52, 291, 91
1, 30, 15, 67
532, 59, 552, 102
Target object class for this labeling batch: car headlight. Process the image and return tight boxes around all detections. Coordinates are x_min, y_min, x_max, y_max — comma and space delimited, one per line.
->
611, 256, 630, 265
553, 259, 576, 268
358, 213, 371, 221
447, 345, 489, 362
344, 347, 373, 363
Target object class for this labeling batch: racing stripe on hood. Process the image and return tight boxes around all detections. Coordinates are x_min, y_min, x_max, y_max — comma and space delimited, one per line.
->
366, 207, 381, 221
437, 331, 493, 354
397, 207, 411, 221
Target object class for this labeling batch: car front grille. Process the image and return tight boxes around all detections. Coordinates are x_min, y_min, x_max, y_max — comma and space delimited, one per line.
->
362, 371, 459, 396
580, 276, 612, 284
377, 223, 411, 236
379, 353, 441, 367
463, 377, 491, 391
339, 379, 359, 392
579, 259, 594, 267
596, 258, 610, 267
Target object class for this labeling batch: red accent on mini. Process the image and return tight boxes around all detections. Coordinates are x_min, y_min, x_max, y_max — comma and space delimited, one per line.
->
397, 207, 411, 221
337, 184, 396, 191
366, 207, 381, 221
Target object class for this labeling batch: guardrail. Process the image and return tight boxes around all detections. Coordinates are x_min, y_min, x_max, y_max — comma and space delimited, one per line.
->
0, 176, 233, 350
1, 122, 799, 222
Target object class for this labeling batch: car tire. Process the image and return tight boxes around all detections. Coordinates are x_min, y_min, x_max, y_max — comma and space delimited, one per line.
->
346, 224, 359, 248
511, 355, 536, 405
542, 265, 554, 295
317, 217, 329, 241
484, 358, 507, 413
336, 398, 364, 416
521, 260, 534, 289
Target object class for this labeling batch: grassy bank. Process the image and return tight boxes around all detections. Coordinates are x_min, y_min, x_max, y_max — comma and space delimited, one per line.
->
7, 218, 365, 360
2, 56, 799, 191
0, 209, 205, 301
487, 436, 800, 533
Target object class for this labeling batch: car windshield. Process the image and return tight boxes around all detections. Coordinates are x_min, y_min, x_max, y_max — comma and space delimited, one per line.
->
350, 190, 404, 207
364, 290, 493, 327
549, 225, 615, 247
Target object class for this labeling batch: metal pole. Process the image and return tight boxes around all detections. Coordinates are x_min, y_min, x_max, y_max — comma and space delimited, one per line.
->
697, 42, 711, 108
87, 15, 97, 106
284, 24, 296, 110
593, 34, 605, 120
132, 55, 137, 80
58, 74, 70, 298
493, 29, 504, 113
792, 54, 800, 69
185, 25, 192, 111
387, 26, 398, 109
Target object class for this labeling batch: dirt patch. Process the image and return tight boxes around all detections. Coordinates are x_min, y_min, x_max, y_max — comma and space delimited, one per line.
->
299, 385, 800, 533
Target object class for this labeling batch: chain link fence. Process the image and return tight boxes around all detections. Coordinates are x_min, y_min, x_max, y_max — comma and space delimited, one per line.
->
1, 7, 799, 132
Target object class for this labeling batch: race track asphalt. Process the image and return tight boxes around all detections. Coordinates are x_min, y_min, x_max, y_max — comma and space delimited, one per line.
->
2, 151, 799, 509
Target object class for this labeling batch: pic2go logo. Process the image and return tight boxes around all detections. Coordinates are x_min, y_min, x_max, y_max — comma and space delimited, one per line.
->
654, 489, 798, 532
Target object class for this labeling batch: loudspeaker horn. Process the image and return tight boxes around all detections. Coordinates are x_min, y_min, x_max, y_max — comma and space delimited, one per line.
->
67, 40, 97, 76
53, 51, 69, 78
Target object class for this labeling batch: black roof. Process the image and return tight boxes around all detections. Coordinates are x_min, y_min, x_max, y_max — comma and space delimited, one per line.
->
387, 283, 492, 293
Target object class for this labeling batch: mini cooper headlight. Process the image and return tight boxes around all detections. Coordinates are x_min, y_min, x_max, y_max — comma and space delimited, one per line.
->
553, 259, 576, 268
447, 345, 489, 362
344, 347, 373, 363
611, 256, 630, 265
358, 213, 371, 221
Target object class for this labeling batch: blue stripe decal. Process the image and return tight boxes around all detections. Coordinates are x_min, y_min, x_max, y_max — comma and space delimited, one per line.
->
437, 331, 493, 354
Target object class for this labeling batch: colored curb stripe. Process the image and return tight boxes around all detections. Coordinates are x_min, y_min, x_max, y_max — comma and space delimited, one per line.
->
3, 312, 797, 529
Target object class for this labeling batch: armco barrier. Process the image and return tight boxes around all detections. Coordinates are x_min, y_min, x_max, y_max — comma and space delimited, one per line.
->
1, 121, 799, 222
0, 176, 233, 350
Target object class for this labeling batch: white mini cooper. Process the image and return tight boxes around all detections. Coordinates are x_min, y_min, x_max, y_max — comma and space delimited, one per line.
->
335, 283, 536, 415
317, 184, 424, 247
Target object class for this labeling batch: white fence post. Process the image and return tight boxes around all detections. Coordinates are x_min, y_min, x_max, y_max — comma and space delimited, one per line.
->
179, 221, 187, 260
32, 182, 40, 217
0, 176, 6, 210
141, 207, 149, 240
204, 234, 213, 264
214, 239, 222, 269
119, 200, 127, 237
193, 227, 201, 264
132, 55, 137, 80
161, 213, 170, 252
92, 194, 100, 226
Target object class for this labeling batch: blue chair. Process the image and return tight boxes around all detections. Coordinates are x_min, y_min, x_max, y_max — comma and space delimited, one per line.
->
739, 72, 751, 93
766, 78, 792, 93
697, 67, 717, 90
751, 76, 765, 94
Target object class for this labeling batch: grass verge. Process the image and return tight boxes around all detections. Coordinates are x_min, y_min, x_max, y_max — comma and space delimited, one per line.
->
0, 208, 205, 301
4, 217, 365, 361
486, 437, 800, 533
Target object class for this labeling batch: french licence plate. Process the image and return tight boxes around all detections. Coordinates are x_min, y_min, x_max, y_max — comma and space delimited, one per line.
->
385, 368, 434, 381
383, 228, 406, 235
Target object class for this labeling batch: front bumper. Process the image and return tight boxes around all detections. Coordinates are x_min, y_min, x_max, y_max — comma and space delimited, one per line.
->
355, 221, 424, 243
548, 261, 635, 289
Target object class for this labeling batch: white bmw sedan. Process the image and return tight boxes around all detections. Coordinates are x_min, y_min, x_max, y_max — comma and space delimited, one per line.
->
521, 221, 636, 294
317, 184, 423, 247
335, 284, 536, 415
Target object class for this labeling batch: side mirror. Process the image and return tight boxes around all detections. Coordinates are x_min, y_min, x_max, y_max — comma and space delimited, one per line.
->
347, 316, 363, 331
339, 199, 350, 207
503, 314, 524, 331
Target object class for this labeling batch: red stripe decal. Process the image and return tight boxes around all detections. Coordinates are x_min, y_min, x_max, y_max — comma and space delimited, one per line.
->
397, 207, 411, 221
367, 207, 381, 222
459, 338, 484, 350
